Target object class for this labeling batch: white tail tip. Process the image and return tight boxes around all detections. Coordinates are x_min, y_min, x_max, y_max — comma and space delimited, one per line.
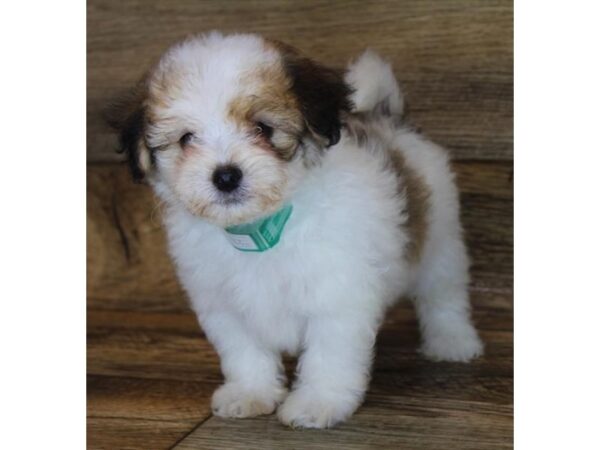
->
345, 49, 404, 116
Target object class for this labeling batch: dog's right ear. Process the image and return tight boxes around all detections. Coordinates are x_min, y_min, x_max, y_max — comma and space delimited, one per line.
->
105, 83, 152, 182
270, 40, 353, 148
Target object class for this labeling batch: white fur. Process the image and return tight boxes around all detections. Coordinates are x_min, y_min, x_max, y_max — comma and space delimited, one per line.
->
345, 49, 404, 115
143, 34, 483, 429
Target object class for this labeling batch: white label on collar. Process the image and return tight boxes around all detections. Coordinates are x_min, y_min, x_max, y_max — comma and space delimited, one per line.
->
224, 232, 260, 251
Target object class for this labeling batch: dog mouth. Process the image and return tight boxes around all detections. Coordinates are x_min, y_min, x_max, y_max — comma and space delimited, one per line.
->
219, 197, 243, 206
214, 190, 250, 207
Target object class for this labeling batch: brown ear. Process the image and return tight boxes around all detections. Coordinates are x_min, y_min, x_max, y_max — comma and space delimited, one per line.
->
105, 84, 152, 182
280, 47, 353, 147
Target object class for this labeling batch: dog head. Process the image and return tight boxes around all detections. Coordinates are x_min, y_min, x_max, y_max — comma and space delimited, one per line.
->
107, 32, 352, 227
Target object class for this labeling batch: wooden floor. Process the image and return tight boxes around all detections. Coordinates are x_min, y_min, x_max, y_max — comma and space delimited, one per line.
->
87, 298, 512, 450
87, 0, 513, 448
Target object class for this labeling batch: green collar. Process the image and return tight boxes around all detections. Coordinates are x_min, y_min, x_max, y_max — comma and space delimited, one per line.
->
224, 204, 293, 252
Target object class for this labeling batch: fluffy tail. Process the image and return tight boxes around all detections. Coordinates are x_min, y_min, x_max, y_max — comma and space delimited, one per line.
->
345, 49, 404, 116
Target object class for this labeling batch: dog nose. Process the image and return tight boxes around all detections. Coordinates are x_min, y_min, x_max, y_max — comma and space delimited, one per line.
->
212, 165, 243, 193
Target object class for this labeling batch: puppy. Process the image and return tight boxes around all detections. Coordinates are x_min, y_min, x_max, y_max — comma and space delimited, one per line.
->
108, 32, 483, 429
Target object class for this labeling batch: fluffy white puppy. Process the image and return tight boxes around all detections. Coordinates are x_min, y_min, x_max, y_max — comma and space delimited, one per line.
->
108, 32, 483, 429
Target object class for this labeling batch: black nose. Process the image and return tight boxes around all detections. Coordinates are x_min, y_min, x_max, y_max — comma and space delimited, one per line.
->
212, 165, 243, 193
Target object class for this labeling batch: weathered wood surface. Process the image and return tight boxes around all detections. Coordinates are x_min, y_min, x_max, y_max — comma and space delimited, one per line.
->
177, 401, 512, 450
87, 376, 214, 449
87, 308, 220, 448
87, 291, 512, 449
87, 0, 513, 162
87, 161, 513, 313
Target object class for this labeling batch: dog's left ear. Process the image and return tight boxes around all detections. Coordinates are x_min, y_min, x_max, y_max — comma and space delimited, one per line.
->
104, 82, 152, 182
282, 51, 353, 147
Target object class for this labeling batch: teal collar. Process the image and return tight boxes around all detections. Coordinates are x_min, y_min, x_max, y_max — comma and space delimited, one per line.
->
224, 204, 293, 252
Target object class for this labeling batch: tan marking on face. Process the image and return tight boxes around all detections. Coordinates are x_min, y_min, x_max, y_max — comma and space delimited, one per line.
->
227, 62, 304, 161
390, 150, 431, 263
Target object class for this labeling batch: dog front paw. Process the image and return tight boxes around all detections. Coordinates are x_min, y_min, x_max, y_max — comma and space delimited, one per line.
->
211, 382, 287, 418
277, 387, 361, 428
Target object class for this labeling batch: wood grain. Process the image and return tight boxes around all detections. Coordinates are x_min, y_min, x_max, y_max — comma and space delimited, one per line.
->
86, 310, 219, 449
87, 417, 190, 450
87, 320, 221, 382
457, 162, 513, 293
171, 298, 512, 449
175, 403, 512, 450
88, 375, 213, 421
87, 291, 512, 449
87, 0, 513, 162
87, 164, 187, 311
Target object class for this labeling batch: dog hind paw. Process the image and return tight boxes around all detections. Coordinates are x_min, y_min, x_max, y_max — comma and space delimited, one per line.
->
421, 325, 484, 362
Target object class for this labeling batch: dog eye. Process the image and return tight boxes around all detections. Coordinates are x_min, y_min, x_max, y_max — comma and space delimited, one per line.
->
255, 122, 273, 139
179, 132, 194, 147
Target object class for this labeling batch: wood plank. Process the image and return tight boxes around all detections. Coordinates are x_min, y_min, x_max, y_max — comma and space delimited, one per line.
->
87, 416, 194, 450
87, 267, 511, 449
86, 291, 510, 383
87, 312, 218, 449
173, 298, 512, 448
175, 401, 512, 450
88, 375, 213, 422
87, 293, 512, 449
174, 314, 512, 450
87, 374, 215, 449
87, 309, 200, 334
87, 0, 513, 162
87, 314, 221, 382
87, 161, 513, 312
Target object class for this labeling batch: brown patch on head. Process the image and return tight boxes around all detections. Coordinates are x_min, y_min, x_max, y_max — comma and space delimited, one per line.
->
266, 39, 354, 148
281, 55, 353, 147
389, 150, 431, 263
227, 63, 305, 161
